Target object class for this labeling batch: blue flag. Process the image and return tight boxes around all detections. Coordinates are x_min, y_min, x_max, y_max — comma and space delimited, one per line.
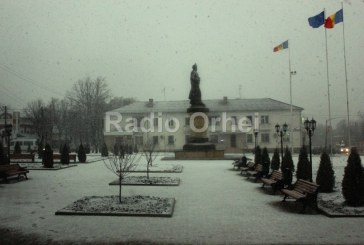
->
308, 11, 325, 28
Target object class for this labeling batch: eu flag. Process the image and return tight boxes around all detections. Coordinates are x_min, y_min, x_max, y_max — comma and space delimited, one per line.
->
308, 11, 325, 28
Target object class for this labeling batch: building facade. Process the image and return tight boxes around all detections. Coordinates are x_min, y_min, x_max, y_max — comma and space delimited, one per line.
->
104, 97, 303, 153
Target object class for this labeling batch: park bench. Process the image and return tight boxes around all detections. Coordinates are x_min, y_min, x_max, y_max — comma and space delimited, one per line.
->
10, 153, 35, 163
246, 164, 263, 182
53, 153, 77, 163
0, 164, 29, 182
261, 170, 283, 193
240, 161, 255, 176
281, 179, 320, 213
232, 156, 249, 170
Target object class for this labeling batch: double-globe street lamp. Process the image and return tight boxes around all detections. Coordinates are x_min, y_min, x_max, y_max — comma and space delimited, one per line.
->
304, 118, 316, 182
275, 123, 288, 162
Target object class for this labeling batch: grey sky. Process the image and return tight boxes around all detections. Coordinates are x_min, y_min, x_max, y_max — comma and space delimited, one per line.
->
0, 0, 363, 126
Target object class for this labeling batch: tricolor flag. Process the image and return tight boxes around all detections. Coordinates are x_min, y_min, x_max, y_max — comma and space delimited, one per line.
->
273, 40, 288, 52
308, 11, 325, 28
325, 9, 343, 28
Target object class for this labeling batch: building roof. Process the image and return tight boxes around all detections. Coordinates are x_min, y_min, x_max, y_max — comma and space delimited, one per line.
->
110, 98, 303, 114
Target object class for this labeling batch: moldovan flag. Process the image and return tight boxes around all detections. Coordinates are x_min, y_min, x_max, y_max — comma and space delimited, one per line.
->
308, 11, 325, 28
273, 40, 288, 52
325, 9, 343, 28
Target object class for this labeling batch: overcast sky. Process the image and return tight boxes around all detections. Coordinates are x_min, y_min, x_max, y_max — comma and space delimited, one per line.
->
0, 0, 363, 125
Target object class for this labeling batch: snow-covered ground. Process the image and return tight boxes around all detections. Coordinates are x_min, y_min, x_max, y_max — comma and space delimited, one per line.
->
1, 153, 364, 244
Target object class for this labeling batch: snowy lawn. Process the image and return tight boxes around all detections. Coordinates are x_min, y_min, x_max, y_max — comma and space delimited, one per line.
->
18, 163, 77, 170
109, 176, 180, 186
2, 153, 364, 244
55, 195, 175, 217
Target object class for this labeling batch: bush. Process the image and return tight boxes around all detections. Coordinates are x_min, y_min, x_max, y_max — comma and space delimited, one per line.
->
296, 145, 311, 181
42, 143, 54, 168
316, 152, 335, 192
101, 143, 109, 157
271, 148, 280, 171
261, 147, 270, 175
342, 148, 364, 206
14, 141, 21, 154
78, 144, 87, 163
61, 144, 70, 165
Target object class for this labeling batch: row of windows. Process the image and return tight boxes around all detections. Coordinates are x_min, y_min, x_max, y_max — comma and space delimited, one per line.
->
131, 115, 270, 128
134, 135, 175, 145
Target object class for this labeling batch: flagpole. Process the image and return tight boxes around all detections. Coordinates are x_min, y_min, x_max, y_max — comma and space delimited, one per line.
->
288, 40, 294, 154
341, 2, 351, 147
324, 8, 333, 154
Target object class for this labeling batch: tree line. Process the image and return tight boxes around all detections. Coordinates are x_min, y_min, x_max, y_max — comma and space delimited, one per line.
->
24, 76, 135, 152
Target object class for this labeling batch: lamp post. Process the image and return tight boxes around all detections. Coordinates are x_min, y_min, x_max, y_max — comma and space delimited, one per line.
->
254, 129, 259, 153
275, 123, 288, 162
304, 118, 316, 182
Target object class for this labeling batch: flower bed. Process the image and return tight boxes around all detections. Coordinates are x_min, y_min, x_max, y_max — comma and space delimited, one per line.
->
55, 195, 175, 217
109, 176, 180, 186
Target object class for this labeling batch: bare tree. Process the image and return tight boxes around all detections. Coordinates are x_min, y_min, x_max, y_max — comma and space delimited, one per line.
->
103, 152, 140, 203
67, 76, 110, 151
142, 137, 159, 180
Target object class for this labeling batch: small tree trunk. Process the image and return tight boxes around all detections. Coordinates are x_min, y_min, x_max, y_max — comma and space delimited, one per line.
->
119, 174, 122, 204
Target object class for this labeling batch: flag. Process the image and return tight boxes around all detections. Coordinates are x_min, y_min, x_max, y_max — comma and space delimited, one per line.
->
308, 11, 325, 28
325, 9, 343, 28
273, 40, 288, 52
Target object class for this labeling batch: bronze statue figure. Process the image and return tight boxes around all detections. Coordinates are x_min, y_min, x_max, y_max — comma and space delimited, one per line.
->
188, 63, 204, 106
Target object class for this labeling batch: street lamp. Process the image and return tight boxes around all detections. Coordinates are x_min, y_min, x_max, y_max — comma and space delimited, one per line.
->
275, 122, 288, 162
304, 118, 316, 182
254, 129, 259, 153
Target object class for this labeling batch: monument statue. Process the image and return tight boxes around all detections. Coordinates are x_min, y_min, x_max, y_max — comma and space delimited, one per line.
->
189, 63, 205, 106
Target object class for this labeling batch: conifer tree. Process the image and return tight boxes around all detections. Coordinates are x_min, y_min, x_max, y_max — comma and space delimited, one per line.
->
261, 147, 270, 175
78, 143, 87, 163
271, 148, 280, 171
281, 147, 294, 186
342, 148, 364, 206
37, 141, 43, 159
43, 143, 54, 168
254, 145, 262, 166
296, 145, 311, 181
316, 152, 335, 192
61, 144, 70, 165
0, 142, 6, 164
14, 141, 21, 154
281, 146, 294, 172
101, 143, 109, 157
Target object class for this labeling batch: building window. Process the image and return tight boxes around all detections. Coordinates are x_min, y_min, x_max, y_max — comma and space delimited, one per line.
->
185, 117, 190, 126
154, 118, 159, 128
261, 133, 270, 143
168, 135, 174, 145
168, 119, 175, 128
246, 116, 253, 125
261, 115, 269, 124
247, 134, 253, 143
153, 136, 159, 145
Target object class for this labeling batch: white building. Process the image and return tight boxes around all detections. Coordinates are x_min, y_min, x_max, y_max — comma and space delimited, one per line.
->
104, 97, 303, 153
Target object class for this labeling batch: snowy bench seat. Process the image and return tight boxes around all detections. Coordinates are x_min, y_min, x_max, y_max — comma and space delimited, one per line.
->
246, 164, 263, 182
261, 170, 283, 193
281, 179, 319, 213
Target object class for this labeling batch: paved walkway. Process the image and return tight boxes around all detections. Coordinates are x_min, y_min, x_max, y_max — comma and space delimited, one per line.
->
0, 157, 363, 244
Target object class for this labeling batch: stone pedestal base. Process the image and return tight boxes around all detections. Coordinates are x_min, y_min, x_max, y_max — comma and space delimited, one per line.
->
175, 149, 225, 160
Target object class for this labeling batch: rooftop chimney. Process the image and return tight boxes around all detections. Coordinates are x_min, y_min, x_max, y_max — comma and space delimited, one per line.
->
147, 98, 154, 107
223, 96, 228, 104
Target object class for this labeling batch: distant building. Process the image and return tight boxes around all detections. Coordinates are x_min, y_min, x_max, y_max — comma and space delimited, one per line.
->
104, 97, 304, 153
0, 111, 36, 147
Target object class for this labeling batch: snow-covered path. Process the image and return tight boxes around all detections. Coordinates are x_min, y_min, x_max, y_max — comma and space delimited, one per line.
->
0, 154, 363, 244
